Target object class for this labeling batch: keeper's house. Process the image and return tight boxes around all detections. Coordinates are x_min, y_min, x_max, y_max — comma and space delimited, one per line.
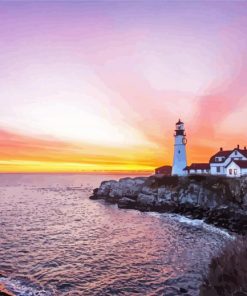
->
184, 145, 247, 177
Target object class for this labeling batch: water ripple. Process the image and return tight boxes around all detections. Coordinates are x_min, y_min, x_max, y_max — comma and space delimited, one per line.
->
0, 174, 232, 295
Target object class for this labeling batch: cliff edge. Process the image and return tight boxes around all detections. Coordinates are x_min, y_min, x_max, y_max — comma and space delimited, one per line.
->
90, 174, 247, 234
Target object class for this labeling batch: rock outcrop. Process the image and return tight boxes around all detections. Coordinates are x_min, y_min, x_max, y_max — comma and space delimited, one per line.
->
90, 174, 247, 235
0, 280, 14, 296
0, 272, 14, 296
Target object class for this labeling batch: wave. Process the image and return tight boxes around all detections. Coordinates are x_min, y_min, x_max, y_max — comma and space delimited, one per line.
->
0, 277, 53, 296
145, 212, 235, 240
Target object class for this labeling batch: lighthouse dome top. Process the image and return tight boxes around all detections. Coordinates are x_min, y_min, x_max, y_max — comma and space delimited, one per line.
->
176, 119, 184, 125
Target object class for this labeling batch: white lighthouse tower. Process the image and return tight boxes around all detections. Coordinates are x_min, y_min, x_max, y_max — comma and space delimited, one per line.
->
172, 119, 187, 176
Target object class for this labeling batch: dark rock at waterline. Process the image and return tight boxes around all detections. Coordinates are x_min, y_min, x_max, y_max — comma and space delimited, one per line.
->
0, 272, 14, 296
89, 194, 99, 200
0, 283, 15, 296
90, 174, 247, 235
118, 197, 137, 209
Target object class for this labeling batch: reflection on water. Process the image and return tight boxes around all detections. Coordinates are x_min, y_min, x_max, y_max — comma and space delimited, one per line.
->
0, 174, 231, 295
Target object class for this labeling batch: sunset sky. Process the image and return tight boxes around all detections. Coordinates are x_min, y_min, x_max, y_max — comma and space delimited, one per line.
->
1, 1, 247, 173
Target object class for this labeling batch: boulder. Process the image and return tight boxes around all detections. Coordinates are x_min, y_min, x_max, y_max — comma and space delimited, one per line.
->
155, 200, 177, 212
0, 284, 15, 296
119, 177, 145, 198
108, 182, 122, 200
178, 184, 199, 205
118, 197, 137, 209
89, 194, 100, 200
157, 186, 175, 201
96, 180, 117, 197
141, 186, 158, 196
136, 193, 156, 210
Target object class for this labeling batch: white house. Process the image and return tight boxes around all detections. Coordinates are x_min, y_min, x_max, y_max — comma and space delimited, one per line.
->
183, 146, 247, 177
225, 160, 247, 177
209, 145, 247, 175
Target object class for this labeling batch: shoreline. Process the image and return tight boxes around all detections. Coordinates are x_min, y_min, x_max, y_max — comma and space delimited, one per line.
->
90, 174, 247, 235
0, 275, 15, 296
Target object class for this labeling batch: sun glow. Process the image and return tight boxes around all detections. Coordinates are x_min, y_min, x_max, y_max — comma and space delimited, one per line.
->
0, 160, 154, 173
1, 1, 247, 172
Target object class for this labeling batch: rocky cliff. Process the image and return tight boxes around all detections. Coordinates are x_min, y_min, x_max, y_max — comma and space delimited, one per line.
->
90, 174, 247, 234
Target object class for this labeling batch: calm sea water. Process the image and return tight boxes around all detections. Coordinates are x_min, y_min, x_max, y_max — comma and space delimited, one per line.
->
0, 174, 232, 296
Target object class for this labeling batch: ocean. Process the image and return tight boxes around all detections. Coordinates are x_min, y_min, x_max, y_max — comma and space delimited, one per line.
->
0, 174, 232, 296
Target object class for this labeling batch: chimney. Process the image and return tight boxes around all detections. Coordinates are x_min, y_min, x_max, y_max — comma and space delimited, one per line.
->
237, 144, 240, 149
244, 146, 246, 150
220, 147, 223, 151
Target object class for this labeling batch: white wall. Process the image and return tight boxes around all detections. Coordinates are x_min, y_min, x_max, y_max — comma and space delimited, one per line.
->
226, 162, 247, 177
210, 164, 225, 175
226, 162, 241, 177
172, 135, 187, 176
210, 150, 247, 176
186, 169, 209, 174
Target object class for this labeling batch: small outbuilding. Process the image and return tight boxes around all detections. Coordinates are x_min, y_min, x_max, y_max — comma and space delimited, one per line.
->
183, 163, 210, 175
155, 165, 172, 175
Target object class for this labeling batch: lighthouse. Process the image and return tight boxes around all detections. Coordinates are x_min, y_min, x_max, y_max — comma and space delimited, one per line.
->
172, 119, 187, 176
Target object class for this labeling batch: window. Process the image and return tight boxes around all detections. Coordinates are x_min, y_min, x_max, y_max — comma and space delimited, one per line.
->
234, 169, 237, 175
235, 151, 237, 155
215, 157, 223, 162
217, 167, 220, 173
229, 169, 232, 175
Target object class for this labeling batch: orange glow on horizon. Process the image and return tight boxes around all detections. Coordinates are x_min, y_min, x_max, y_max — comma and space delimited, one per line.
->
0, 126, 246, 173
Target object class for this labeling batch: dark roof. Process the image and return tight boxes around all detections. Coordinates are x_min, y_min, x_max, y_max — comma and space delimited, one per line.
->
155, 165, 172, 175
228, 160, 247, 169
176, 119, 183, 125
209, 150, 232, 163
209, 148, 247, 163
183, 163, 210, 170
239, 149, 247, 158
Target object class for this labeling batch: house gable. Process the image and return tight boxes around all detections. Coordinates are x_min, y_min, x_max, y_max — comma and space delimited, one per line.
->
225, 160, 247, 177
227, 149, 247, 161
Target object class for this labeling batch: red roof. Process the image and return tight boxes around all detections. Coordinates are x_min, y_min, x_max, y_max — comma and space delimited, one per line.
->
230, 160, 247, 169
209, 150, 232, 163
155, 165, 172, 175
209, 148, 247, 163
239, 149, 247, 158
183, 163, 210, 171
